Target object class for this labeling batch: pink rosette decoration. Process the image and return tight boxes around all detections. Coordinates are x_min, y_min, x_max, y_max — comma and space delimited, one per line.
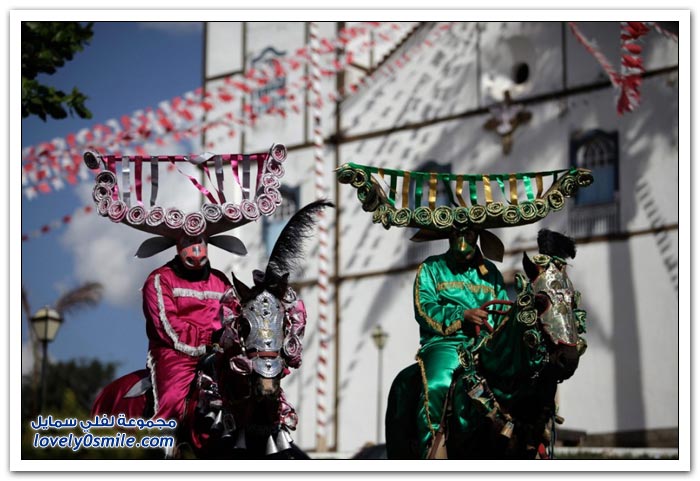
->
95, 170, 117, 188
261, 173, 281, 189
286, 299, 307, 338
257, 194, 276, 216
107, 200, 127, 223
201, 203, 223, 223
222, 202, 243, 223
92, 184, 112, 203
165, 207, 185, 229
280, 403, 299, 431
240, 199, 260, 221
267, 161, 285, 178
271, 143, 287, 163
264, 186, 282, 206
282, 335, 303, 368
126, 205, 146, 225
146, 206, 165, 227
97, 197, 112, 216
183, 212, 206, 237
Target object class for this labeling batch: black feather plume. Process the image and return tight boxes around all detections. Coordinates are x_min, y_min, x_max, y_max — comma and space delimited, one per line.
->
537, 229, 577, 259
265, 200, 334, 281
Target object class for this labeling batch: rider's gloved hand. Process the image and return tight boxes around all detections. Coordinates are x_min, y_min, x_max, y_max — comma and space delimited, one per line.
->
462, 308, 488, 337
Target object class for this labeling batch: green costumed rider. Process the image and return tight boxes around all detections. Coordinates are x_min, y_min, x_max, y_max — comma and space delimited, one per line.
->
412, 227, 509, 459
335, 160, 593, 459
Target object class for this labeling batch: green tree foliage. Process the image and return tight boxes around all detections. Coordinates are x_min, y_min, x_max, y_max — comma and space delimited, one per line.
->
21, 22, 94, 121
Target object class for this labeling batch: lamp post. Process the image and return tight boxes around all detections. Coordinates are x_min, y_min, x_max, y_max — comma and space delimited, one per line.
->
30, 307, 63, 414
371, 324, 388, 444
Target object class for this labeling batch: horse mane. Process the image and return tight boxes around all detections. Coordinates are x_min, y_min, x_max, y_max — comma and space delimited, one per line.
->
265, 199, 334, 282
536, 229, 576, 259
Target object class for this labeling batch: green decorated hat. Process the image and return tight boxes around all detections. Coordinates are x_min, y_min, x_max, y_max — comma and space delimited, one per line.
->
337, 162, 593, 261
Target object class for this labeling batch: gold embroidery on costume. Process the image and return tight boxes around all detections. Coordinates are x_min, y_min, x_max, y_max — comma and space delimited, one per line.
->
435, 281, 496, 297
416, 354, 436, 439
415, 265, 463, 335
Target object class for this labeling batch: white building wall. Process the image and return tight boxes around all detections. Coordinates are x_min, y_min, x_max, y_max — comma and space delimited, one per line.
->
205, 21, 679, 453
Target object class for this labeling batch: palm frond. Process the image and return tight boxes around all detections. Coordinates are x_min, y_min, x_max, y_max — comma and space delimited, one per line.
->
21, 284, 32, 321
55, 282, 104, 315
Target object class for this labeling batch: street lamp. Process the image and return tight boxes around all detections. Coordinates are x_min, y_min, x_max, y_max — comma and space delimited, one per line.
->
371, 324, 388, 444
30, 306, 63, 414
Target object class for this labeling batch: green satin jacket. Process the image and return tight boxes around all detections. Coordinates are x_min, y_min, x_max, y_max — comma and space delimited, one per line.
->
413, 251, 510, 349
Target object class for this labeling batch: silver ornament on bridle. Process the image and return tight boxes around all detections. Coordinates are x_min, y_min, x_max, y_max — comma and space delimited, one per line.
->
241, 290, 285, 377
531, 263, 579, 346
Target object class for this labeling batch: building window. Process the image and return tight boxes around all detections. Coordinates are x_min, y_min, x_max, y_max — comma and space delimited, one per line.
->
568, 129, 620, 236
250, 47, 287, 116
262, 185, 300, 257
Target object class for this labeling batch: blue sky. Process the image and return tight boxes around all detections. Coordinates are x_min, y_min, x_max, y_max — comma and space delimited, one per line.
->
21, 22, 205, 377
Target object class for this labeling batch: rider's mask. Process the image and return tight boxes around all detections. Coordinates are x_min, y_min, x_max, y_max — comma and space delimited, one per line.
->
177, 236, 209, 270
449, 230, 478, 262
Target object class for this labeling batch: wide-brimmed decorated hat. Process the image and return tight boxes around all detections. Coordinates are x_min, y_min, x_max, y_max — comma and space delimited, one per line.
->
83, 143, 289, 258
336, 161, 593, 262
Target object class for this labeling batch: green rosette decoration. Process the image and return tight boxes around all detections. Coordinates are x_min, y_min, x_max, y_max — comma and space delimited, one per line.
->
453, 206, 470, 227
392, 208, 412, 227
502, 204, 521, 225
523, 328, 541, 348
485, 202, 505, 218
517, 309, 538, 326
519, 201, 538, 221
517, 292, 534, 309
380, 208, 394, 230
351, 168, 369, 188
546, 190, 565, 211
532, 254, 552, 266
577, 170, 594, 187
337, 165, 356, 184
372, 204, 387, 224
534, 198, 549, 218
357, 184, 380, 212
413, 206, 433, 227
432, 206, 454, 229
559, 175, 579, 197
468, 204, 487, 224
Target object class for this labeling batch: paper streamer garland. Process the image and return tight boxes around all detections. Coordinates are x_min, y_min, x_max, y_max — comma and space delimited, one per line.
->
568, 21, 678, 115
21, 205, 94, 242
21, 22, 415, 195
337, 162, 594, 231
21, 22, 433, 200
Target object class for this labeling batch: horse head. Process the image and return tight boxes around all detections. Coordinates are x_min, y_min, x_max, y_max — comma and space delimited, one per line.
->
518, 229, 587, 383
222, 199, 331, 401
227, 269, 295, 399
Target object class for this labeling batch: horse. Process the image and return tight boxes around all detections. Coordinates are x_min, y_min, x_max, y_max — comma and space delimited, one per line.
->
91, 200, 333, 459
385, 229, 587, 459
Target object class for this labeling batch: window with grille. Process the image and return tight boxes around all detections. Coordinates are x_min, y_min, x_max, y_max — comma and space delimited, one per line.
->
250, 47, 287, 116
568, 129, 620, 236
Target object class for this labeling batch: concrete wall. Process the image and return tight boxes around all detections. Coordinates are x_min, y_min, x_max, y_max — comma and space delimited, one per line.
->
205, 21, 679, 452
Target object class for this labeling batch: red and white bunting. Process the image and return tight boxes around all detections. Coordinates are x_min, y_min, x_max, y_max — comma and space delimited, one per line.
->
21, 205, 94, 242
569, 21, 677, 115
22, 22, 414, 198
